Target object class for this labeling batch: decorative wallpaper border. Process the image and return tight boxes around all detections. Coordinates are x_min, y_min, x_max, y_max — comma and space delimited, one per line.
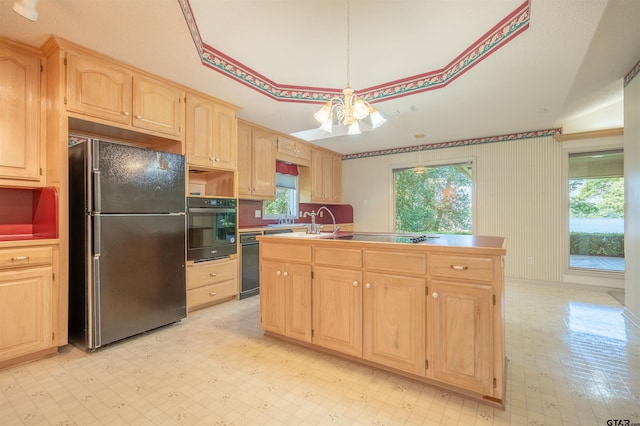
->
342, 128, 562, 160
624, 59, 640, 87
178, 0, 530, 104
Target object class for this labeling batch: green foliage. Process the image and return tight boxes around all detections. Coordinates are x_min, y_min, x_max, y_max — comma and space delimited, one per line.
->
395, 165, 472, 234
264, 188, 291, 216
569, 232, 624, 257
570, 178, 624, 218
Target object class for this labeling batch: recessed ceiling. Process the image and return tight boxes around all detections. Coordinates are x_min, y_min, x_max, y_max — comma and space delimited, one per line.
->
2, 0, 640, 155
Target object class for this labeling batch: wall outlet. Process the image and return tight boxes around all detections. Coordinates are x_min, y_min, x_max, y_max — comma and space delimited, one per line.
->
255, 210, 261, 218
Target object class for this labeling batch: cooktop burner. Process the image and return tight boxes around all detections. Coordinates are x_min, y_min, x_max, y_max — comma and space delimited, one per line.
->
336, 234, 438, 243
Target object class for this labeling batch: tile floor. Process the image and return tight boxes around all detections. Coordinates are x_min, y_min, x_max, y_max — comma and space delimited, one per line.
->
1, 281, 639, 426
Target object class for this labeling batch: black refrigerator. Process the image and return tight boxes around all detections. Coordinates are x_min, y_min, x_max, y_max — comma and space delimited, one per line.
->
68, 139, 187, 350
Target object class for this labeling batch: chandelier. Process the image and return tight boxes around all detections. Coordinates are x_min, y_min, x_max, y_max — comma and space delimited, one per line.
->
313, 0, 386, 135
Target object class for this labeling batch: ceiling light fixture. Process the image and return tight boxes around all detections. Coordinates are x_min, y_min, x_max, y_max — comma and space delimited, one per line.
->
13, 0, 39, 21
313, 0, 386, 135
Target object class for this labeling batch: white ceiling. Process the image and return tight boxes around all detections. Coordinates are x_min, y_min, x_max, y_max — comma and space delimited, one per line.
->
2, 0, 640, 155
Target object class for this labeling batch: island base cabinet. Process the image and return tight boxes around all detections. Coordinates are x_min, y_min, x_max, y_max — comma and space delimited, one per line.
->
363, 272, 426, 376
311, 266, 362, 357
260, 260, 312, 342
428, 279, 494, 396
0, 267, 53, 364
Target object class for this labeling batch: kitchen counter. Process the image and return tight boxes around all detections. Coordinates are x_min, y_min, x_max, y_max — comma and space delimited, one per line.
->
239, 223, 353, 233
258, 231, 505, 256
258, 231, 506, 407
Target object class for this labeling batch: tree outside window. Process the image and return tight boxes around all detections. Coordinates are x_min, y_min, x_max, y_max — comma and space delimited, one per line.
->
394, 162, 472, 234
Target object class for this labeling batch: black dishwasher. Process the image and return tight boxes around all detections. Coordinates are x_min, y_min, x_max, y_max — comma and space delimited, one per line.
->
240, 228, 293, 299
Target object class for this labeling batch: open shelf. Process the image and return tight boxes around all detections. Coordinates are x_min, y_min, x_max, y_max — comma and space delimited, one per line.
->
188, 167, 235, 198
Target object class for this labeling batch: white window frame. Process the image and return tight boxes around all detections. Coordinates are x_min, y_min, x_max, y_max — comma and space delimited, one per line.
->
388, 156, 476, 234
561, 138, 625, 288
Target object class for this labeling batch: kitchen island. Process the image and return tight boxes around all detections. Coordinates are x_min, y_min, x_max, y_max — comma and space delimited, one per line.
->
257, 231, 506, 407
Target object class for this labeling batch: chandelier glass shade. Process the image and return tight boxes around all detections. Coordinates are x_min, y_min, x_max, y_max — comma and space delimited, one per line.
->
313, 1, 386, 135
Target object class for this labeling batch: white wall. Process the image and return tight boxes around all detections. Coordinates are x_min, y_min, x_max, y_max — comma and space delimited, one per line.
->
624, 69, 640, 325
342, 135, 625, 288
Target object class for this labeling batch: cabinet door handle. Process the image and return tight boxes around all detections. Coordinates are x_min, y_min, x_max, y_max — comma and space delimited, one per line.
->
451, 265, 468, 271
209, 272, 218, 277
432, 292, 439, 299
283, 271, 288, 277
215, 158, 220, 162
276, 271, 282, 276
123, 111, 130, 116
135, 114, 142, 119
365, 283, 371, 289
209, 292, 217, 297
12, 256, 29, 261
353, 281, 359, 287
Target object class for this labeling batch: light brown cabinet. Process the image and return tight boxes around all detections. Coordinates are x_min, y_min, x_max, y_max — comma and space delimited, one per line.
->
66, 52, 185, 140
187, 258, 238, 312
0, 39, 44, 185
427, 253, 500, 396
312, 266, 363, 356
300, 149, 342, 204
186, 92, 237, 171
258, 236, 505, 406
276, 135, 311, 167
260, 243, 312, 342
237, 122, 276, 199
0, 245, 55, 366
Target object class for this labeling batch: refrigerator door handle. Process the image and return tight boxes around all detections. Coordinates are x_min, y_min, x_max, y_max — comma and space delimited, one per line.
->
93, 215, 101, 255
93, 170, 101, 213
90, 255, 102, 349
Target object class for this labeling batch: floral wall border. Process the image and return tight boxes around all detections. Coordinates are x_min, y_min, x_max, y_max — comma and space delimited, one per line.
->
342, 128, 562, 160
177, 0, 530, 105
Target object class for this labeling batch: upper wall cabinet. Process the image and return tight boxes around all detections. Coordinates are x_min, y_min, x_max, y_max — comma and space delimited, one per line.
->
0, 39, 44, 186
237, 123, 276, 199
276, 136, 311, 167
300, 149, 342, 204
186, 92, 238, 171
65, 52, 185, 140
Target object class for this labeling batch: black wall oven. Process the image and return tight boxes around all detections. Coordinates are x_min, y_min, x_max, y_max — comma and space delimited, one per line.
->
187, 197, 237, 262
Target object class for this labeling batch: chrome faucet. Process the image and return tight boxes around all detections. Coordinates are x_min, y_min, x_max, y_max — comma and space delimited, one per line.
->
303, 206, 339, 235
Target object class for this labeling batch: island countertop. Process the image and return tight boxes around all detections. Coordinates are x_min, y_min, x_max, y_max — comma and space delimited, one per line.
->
257, 231, 506, 256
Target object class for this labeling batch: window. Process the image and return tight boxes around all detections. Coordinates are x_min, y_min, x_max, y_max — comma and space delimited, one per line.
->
568, 150, 624, 272
393, 161, 472, 234
263, 173, 298, 220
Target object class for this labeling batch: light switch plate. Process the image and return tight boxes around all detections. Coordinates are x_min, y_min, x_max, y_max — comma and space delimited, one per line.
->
255, 210, 261, 218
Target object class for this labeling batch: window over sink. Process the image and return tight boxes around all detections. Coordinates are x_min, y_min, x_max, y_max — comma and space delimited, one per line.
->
263, 172, 298, 220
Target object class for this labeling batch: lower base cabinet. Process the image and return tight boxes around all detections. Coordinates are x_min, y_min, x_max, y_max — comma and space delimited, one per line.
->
187, 258, 237, 312
363, 271, 425, 376
259, 239, 505, 406
260, 260, 312, 342
0, 244, 55, 365
312, 266, 362, 357
428, 279, 494, 395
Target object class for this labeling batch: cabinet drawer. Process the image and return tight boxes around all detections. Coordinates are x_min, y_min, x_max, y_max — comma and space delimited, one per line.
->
261, 243, 311, 263
429, 254, 494, 282
364, 250, 426, 275
188, 280, 236, 309
0, 246, 53, 270
314, 247, 362, 268
187, 259, 237, 290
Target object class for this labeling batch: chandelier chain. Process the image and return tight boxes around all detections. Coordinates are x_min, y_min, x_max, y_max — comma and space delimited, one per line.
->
346, 0, 350, 87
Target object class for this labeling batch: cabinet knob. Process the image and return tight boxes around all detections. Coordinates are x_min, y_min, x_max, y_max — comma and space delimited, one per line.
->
209, 292, 217, 297
215, 158, 220, 162
209, 272, 217, 277
276, 271, 282, 276
135, 114, 142, 119
432, 292, 439, 299
365, 283, 371, 289
283, 271, 288, 277
123, 111, 130, 116
353, 281, 359, 287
